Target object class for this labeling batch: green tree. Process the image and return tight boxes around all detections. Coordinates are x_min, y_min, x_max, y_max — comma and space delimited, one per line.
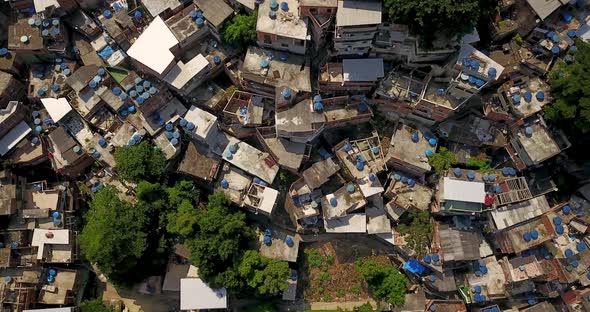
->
186, 192, 255, 289
238, 250, 290, 295
79, 299, 112, 312
167, 199, 199, 237
384, 0, 481, 44
355, 260, 408, 306
546, 39, 590, 133
223, 12, 257, 49
429, 147, 456, 175
397, 211, 432, 254
114, 141, 166, 182
79, 187, 147, 285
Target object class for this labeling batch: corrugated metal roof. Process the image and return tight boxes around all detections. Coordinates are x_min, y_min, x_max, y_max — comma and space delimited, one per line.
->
343, 58, 384, 82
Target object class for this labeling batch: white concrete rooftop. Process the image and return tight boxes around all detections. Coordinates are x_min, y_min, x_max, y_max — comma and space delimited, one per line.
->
127, 16, 179, 75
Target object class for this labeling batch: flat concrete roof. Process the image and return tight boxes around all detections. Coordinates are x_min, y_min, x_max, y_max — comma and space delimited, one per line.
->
457, 44, 505, 82
276, 99, 325, 135
387, 124, 433, 172
324, 213, 367, 233
257, 0, 308, 40
163, 54, 210, 90
244, 183, 279, 214
385, 176, 433, 211
322, 184, 367, 219
258, 231, 299, 262
220, 135, 279, 183
143, 0, 182, 17
127, 17, 178, 75
31, 229, 69, 261
194, 0, 234, 28
336, 0, 381, 27
443, 178, 485, 204
516, 123, 561, 164
215, 165, 252, 204
366, 206, 391, 234
180, 278, 227, 310
241, 46, 311, 92
183, 105, 219, 142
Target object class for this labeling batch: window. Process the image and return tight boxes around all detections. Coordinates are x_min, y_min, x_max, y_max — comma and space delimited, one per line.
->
310, 8, 317, 14
295, 40, 304, 46
281, 43, 289, 48
263, 35, 272, 44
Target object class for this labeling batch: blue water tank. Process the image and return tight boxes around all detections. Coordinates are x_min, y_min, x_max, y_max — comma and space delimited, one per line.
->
330, 197, 337, 207
512, 94, 521, 104
213, 55, 221, 65
432, 253, 440, 262
179, 119, 188, 127
372, 146, 380, 155
103, 10, 113, 19
411, 133, 419, 142
552, 34, 561, 43
577, 242, 587, 251
423, 255, 431, 263
565, 248, 574, 257
393, 173, 401, 181
89, 80, 97, 88
536, 91, 545, 101
0, 48, 8, 57
346, 184, 355, 193
556, 224, 565, 234
463, 58, 471, 67
280, 1, 288, 11
425, 149, 433, 157
229, 144, 238, 154
401, 176, 408, 184
283, 88, 291, 99
313, 95, 322, 103
165, 132, 173, 140
563, 205, 571, 214
260, 59, 269, 68
487, 67, 497, 78
564, 14, 573, 22
454, 168, 462, 177
525, 127, 533, 136
471, 60, 480, 70
51, 84, 60, 92
136, 97, 145, 105
343, 144, 352, 152
98, 138, 107, 147
530, 229, 539, 239
120, 110, 128, 117
128, 106, 136, 113
568, 29, 577, 38
495, 186, 503, 193
572, 260, 579, 268
524, 91, 532, 102
187, 122, 195, 131
313, 102, 323, 112
488, 174, 496, 182
269, 11, 276, 19
263, 235, 271, 245
270, 0, 278, 10
368, 174, 376, 182
285, 236, 294, 247
467, 170, 475, 180
480, 266, 488, 274
475, 79, 484, 88
171, 138, 179, 146
474, 285, 482, 293
47, 275, 55, 283
165, 124, 174, 132
436, 88, 444, 95
408, 179, 416, 187
552, 46, 561, 54
553, 217, 562, 225
35, 126, 43, 133
523, 232, 531, 242
196, 17, 204, 27
220, 180, 229, 188
356, 162, 364, 171
97, 68, 106, 76
428, 138, 437, 146
112, 87, 122, 95
134, 10, 142, 19
279, 52, 288, 61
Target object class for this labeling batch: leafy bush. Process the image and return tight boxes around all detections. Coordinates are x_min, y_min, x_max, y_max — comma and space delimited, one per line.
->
307, 249, 323, 268
355, 259, 408, 306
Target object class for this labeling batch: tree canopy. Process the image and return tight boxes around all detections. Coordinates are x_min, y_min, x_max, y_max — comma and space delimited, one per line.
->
185, 192, 255, 288
79, 299, 113, 312
238, 250, 291, 295
546, 39, 590, 133
429, 146, 456, 175
223, 12, 257, 49
80, 181, 198, 286
355, 259, 408, 306
79, 187, 147, 285
384, 0, 481, 44
397, 211, 432, 255
114, 141, 166, 182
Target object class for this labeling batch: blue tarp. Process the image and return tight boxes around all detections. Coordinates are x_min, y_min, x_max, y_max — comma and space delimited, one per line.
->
404, 259, 426, 275
98, 45, 114, 59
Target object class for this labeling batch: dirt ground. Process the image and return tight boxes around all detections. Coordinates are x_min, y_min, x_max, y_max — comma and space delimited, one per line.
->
299, 239, 392, 303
